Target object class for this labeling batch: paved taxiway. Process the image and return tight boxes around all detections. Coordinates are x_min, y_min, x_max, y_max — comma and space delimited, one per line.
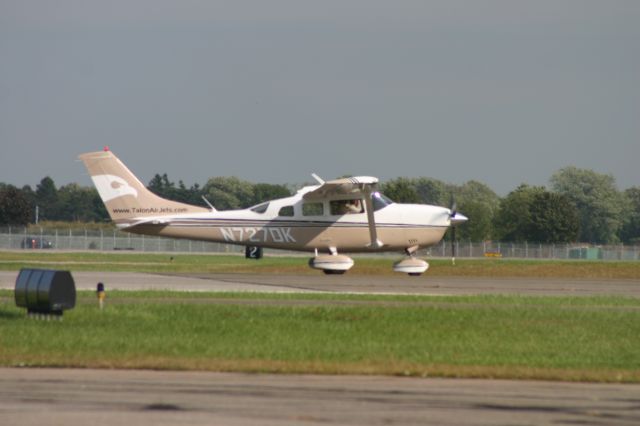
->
176, 273, 640, 297
2, 368, 639, 426
1, 270, 639, 297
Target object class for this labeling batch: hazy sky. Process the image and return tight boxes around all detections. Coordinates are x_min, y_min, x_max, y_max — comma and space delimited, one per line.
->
1, 0, 638, 195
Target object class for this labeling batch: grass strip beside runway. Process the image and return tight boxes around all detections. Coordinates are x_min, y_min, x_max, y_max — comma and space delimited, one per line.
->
1, 291, 638, 382
1, 251, 639, 278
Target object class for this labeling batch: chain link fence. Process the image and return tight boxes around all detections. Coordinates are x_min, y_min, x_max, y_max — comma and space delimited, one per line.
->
426, 240, 640, 261
0, 226, 237, 254
1, 226, 638, 260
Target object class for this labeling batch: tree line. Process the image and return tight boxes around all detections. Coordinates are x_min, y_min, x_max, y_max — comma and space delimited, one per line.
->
0, 167, 638, 244
380, 167, 639, 244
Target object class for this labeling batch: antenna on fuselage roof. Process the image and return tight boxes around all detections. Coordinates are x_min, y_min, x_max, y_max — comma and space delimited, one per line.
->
201, 196, 217, 212
311, 173, 325, 185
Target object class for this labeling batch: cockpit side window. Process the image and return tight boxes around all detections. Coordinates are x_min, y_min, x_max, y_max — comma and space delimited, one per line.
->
330, 199, 364, 215
250, 202, 269, 214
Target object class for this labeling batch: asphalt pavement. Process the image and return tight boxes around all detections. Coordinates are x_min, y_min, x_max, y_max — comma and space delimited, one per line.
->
2, 368, 639, 426
2, 270, 639, 296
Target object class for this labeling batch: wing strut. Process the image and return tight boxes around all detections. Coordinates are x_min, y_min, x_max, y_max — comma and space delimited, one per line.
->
363, 187, 383, 249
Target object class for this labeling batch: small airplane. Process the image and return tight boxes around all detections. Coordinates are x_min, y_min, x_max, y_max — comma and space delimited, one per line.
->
79, 148, 467, 275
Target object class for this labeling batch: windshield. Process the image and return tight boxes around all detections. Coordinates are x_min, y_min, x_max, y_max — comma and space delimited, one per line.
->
372, 192, 394, 211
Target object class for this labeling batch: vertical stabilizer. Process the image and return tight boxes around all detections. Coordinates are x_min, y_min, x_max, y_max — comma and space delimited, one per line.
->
78, 150, 207, 224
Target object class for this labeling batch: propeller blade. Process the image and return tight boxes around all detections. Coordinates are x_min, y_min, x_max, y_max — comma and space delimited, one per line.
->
447, 195, 468, 225
449, 194, 457, 218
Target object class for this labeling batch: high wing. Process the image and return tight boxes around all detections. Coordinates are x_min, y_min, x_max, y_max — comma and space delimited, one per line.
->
303, 176, 383, 249
303, 176, 378, 199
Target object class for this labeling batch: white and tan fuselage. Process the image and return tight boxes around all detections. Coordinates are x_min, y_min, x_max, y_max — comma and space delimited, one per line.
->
122, 192, 451, 253
79, 149, 466, 273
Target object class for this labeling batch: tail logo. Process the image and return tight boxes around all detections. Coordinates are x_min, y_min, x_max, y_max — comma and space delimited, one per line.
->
92, 174, 138, 202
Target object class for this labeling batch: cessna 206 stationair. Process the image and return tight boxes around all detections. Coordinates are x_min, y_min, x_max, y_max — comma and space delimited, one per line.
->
79, 149, 467, 275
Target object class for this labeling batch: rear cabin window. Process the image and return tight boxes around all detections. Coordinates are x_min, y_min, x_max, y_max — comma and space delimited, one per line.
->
302, 202, 324, 216
278, 206, 294, 217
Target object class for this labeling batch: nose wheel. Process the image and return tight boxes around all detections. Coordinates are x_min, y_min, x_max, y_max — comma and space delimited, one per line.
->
393, 246, 429, 276
309, 248, 354, 274
393, 257, 429, 276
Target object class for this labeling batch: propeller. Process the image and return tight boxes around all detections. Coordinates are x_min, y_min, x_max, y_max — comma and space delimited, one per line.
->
449, 200, 457, 219
447, 195, 468, 265
449, 195, 457, 265
448, 195, 468, 226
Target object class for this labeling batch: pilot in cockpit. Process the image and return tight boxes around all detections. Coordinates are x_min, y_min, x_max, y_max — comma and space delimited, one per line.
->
346, 199, 362, 213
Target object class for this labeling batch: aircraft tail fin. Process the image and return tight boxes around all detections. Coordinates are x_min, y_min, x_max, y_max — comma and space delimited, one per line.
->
78, 149, 207, 224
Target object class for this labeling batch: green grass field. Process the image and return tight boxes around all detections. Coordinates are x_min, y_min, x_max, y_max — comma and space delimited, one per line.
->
1, 250, 639, 278
1, 291, 639, 382
1, 251, 639, 382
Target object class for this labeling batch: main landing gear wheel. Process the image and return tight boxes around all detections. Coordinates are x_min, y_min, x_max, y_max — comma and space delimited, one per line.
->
393, 258, 429, 276
323, 270, 347, 275
309, 254, 354, 275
